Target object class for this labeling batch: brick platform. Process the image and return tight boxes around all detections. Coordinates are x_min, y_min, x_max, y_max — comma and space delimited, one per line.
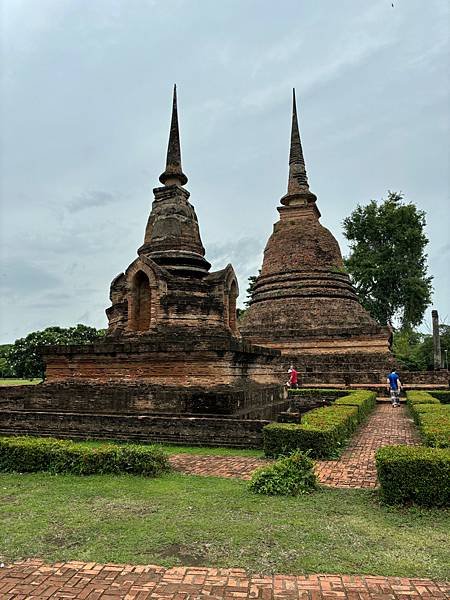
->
169, 404, 421, 488
1, 560, 448, 599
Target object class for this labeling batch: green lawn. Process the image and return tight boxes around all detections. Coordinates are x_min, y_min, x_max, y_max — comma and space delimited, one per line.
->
0, 378, 42, 386
1, 472, 449, 579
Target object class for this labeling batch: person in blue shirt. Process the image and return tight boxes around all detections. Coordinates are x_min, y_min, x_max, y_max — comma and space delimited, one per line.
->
387, 369, 401, 407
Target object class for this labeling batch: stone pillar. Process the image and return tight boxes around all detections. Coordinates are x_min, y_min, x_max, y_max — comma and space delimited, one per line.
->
432, 310, 442, 370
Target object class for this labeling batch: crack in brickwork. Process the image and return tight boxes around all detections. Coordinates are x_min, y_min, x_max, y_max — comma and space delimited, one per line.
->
0, 560, 448, 599
169, 404, 421, 488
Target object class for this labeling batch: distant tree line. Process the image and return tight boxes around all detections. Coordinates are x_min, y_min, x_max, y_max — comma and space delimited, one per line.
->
3, 325, 105, 379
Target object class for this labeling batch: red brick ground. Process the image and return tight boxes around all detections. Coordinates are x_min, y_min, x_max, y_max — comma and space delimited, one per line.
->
314, 404, 420, 488
1, 560, 448, 599
168, 404, 420, 488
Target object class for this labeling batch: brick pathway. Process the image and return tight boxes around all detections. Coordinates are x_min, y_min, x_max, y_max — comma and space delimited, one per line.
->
315, 404, 420, 488
168, 454, 269, 479
169, 404, 420, 488
1, 560, 448, 599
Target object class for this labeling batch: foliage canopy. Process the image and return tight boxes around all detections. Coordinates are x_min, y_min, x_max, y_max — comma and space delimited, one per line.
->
6, 324, 105, 379
343, 191, 432, 329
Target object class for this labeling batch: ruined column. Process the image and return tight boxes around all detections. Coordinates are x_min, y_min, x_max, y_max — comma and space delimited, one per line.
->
432, 310, 442, 370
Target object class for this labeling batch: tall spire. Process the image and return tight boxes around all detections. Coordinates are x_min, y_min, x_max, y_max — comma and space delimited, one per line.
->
159, 84, 188, 186
280, 89, 317, 207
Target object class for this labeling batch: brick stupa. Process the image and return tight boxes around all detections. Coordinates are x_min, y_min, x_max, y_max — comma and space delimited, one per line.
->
240, 91, 391, 361
6, 87, 287, 448
106, 85, 239, 338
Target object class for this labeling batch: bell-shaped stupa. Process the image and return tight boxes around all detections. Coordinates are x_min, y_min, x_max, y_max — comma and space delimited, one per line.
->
240, 90, 390, 359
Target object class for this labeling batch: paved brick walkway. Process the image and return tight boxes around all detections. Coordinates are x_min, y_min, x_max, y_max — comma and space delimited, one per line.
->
168, 454, 269, 479
314, 404, 420, 488
1, 560, 448, 599
169, 404, 420, 488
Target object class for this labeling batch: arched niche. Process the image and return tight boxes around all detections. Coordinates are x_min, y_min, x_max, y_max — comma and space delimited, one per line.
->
129, 270, 151, 332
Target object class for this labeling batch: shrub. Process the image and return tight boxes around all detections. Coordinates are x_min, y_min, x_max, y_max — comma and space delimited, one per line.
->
288, 388, 348, 400
408, 403, 449, 425
0, 436, 170, 477
249, 451, 317, 496
376, 445, 450, 507
334, 391, 376, 422
263, 405, 359, 459
406, 391, 440, 405
430, 390, 450, 404
419, 412, 450, 448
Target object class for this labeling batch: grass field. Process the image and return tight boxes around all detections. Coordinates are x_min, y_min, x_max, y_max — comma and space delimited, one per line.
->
1, 472, 449, 579
0, 378, 42, 386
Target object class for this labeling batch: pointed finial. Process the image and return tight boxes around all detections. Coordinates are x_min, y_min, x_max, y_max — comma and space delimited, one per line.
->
287, 88, 309, 193
159, 84, 188, 186
280, 89, 317, 208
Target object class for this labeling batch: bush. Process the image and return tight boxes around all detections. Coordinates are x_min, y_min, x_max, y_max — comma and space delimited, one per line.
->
334, 391, 376, 422
408, 403, 449, 425
263, 405, 359, 459
249, 451, 317, 496
0, 436, 170, 477
419, 412, 450, 448
430, 390, 450, 404
376, 445, 450, 507
288, 388, 348, 400
406, 391, 440, 405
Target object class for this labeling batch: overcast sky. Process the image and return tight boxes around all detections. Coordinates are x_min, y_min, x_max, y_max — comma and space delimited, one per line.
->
1, 0, 449, 344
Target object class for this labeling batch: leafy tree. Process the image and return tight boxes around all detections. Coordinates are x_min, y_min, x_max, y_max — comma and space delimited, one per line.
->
6, 325, 106, 379
0, 344, 14, 378
392, 324, 450, 371
245, 271, 260, 307
343, 192, 433, 329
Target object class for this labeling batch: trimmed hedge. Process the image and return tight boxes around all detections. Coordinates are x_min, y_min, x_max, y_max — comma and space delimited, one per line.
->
288, 388, 349, 400
406, 391, 440, 405
249, 451, 317, 496
430, 390, 450, 404
376, 445, 450, 507
419, 411, 450, 448
334, 390, 376, 422
406, 391, 450, 448
263, 403, 360, 459
408, 403, 449, 425
0, 436, 170, 477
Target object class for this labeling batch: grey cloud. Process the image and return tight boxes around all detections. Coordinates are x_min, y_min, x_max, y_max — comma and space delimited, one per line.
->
67, 190, 120, 213
0, 259, 62, 295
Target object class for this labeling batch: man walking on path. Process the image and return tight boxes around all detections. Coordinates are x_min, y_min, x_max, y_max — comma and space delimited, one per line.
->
387, 369, 401, 407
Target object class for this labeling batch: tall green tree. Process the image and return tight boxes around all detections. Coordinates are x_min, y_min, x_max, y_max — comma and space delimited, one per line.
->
343, 191, 433, 329
7, 325, 106, 379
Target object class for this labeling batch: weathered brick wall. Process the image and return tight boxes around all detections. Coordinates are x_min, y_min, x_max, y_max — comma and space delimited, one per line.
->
41, 336, 281, 387
0, 382, 286, 417
0, 411, 269, 448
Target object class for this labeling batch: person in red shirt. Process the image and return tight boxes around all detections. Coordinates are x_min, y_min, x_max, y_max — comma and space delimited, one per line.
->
287, 365, 299, 389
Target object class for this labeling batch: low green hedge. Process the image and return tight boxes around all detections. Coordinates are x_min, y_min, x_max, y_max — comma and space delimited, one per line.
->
405, 392, 450, 448
0, 436, 170, 477
288, 388, 349, 400
263, 404, 359, 459
406, 391, 440, 405
249, 451, 317, 496
376, 445, 450, 507
408, 403, 449, 425
419, 411, 450, 448
334, 391, 376, 422
430, 390, 450, 404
